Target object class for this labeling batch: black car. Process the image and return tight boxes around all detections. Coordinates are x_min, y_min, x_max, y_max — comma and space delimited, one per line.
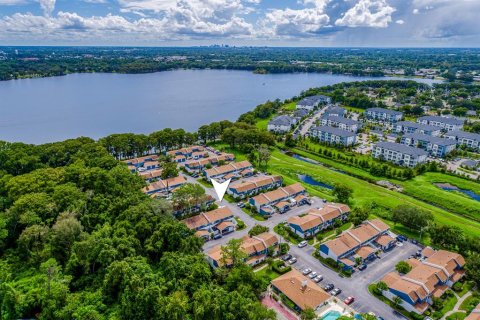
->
282, 254, 292, 261
396, 235, 407, 242
358, 264, 367, 271
323, 284, 334, 291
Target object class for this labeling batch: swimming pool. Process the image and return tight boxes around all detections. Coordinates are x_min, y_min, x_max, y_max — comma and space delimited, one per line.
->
322, 311, 341, 320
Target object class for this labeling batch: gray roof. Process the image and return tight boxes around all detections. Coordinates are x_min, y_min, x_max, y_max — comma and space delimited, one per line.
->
366, 107, 403, 116
294, 109, 309, 118
446, 130, 480, 141
417, 116, 464, 126
374, 141, 429, 157
268, 115, 295, 126
310, 125, 356, 138
403, 133, 457, 146
298, 95, 331, 106
396, 121, 440, 132
325, 106, 346, 116
321, 115, 359, 126
461, 159, 478, 168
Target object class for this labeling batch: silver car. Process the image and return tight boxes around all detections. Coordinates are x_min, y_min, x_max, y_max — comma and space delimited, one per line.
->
308, 271, 318, 279
302, 268, 312, 275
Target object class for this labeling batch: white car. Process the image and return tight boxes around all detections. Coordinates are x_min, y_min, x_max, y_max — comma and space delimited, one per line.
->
302, 268, 312, 275
308, 271, 318, 279
298, 241, 308, 248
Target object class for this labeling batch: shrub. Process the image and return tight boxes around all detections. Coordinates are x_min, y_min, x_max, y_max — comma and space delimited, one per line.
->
279, 243, 290, 255
272, 260, 292, 274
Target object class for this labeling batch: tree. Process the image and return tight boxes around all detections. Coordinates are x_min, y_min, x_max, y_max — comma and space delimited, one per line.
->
248, 225, 269, 237
285, 134, 296, 148
429, 225, 464, 250
392, 296, 403, 308
395, 261, 412, 274
350, 206, 369, 226
221, 239, 247, 267
160, 162, 179, 179
332, 184, 353, 204
376, 281, 388, 292
257, 145, 271, 168
300, 307, 317, 320
465, 253, 480, 286
391, 205, 433, 232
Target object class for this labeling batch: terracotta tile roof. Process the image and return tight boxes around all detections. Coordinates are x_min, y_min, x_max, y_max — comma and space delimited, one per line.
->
288, 204, 350, 232
142, 175, 186, 193
432, 284, 449, 298
167, 146, 204, 156
274, 201, 290, 209
205, 160, 252, 177
182, 207, 233, 230
422, 246, 436, 258
322, 219, 389, 258
355, 246, 376, 259
123, 154, 159, 165
229, 175, 282, 193
375, 234, 395, 247
251, 183, 305, 206
271, 269, 331, 310
255, 232, 279, 248
195, 230, 210, 237
426, 250, 466, 274
465, 304, 480, 320
139, 169, 163, 179
215, 220, 235, 231
340, 258, 355, 266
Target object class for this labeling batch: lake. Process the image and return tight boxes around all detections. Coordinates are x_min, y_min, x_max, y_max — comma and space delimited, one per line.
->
0, 70, 440, 144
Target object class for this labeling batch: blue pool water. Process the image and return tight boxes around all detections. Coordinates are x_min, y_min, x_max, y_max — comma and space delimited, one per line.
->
297, 174, 334, 190
322, 311, 342, 320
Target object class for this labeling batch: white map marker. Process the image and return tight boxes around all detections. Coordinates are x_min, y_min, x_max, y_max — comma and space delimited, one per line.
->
211, 178, 231, 202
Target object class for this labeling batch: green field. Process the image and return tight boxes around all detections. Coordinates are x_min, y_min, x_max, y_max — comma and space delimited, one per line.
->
268, 150, 480, 238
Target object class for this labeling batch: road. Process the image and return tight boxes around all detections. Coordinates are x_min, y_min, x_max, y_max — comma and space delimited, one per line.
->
289, 240, 419, 319
293, 105, 330, 139
182, 172, 420, 317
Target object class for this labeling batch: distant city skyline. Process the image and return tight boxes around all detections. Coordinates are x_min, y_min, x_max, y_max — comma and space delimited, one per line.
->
0, 0, 479, 47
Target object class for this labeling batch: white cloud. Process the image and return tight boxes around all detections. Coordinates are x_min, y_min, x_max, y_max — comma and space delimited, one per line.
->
412, 8, 419, 14
396, 19, 404, 24
0, 0, 27, 4
39, 0, 55, 16
335, 0, 395, 28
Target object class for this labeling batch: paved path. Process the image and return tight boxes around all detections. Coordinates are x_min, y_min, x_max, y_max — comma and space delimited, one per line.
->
441, 291, 472, 320
262, 295, 298, 320
293, 105, 329, 138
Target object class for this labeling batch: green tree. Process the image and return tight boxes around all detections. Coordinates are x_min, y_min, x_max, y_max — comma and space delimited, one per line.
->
300, 307, 317, 320
395, 261, 412, 274
332, 184, 353, 204
161, 162, 179, 179
248, 225, 269, 237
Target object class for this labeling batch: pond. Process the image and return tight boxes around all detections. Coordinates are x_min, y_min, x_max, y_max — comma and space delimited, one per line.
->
297, 174, 334, 190
435, 183, 480, 202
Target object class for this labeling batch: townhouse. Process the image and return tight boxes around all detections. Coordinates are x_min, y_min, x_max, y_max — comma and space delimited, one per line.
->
167, 146, 205, 159
267, 115, 297, 133
445, 131, 480, 151
184, 153, 235, 172
172, 194, 215, 218
466, 304, 480, 320
320, 115, 360, 132
400, 133, 457, 158
417, 116, 464, 132
309, 126, 357, 147
287, 204, 351, 238
123, 155, 160, 172
203, 160, 253, 181
142, 176, 187, 196
296, 95, 331, 111
139, 168, 163, 182
365, 107, 403, 123
249, 183, 307, 216
324, 106, 347, 118
372, 141, 428, 167
271, 269, 332, 312
182, 206, 235, 241
395, 121, 441, 136
381, 248, 465, 314
319, 219, 393, 268
207, 232, 279, 268
227, 175, 283, 199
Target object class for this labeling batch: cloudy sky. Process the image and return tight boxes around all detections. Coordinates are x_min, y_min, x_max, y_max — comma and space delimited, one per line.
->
0, 0, 479, 46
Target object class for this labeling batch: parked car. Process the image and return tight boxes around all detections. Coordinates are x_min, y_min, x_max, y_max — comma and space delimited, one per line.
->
282, 254, 292, 261
237, 202, 245, 208
298, 241, 308, 248
213, 234, 222, 240
288, 257, 297, 264
358, 264, 367, 271
344, 296, 355, 305
302, 268, 312, 275
308, 272, 318, 279
323, 284, 334, 291
313, 275, 323, 283
331, 288, 342, 296
396, 235, 407, 242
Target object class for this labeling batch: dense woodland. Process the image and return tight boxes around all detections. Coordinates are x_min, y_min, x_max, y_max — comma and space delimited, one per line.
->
1, 47, 480, 81
0, 137, 276, 319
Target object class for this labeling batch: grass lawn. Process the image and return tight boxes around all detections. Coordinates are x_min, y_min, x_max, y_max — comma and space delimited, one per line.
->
273, 224, 301, 245
460, 295, 480, 312
255, 266, 282, 281
316, 222, 353, 244
367, 284, 415, 320
241, 207, 266, 221
268, 149, 480, 238
197, 178, 213, 188
439, 293, 458, 317
457, 281, 475, 297
234, 216, 246, 230
446, 312, 467, 320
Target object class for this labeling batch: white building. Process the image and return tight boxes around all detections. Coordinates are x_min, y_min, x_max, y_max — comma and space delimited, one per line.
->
372, 141, 428, 167
417, 116, 464, 132
320, 115, 360, 132
365, 107, 403, 123
444, 130, 480, 151
310, 126, 357, 146
296, 95, 331, 111
267, 115, 297, 133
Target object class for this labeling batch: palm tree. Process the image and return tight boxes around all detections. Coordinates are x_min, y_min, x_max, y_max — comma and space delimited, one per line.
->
392, 296, 403, 309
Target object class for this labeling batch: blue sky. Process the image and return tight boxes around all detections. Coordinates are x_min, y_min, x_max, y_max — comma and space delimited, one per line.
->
0, 0, 479, 46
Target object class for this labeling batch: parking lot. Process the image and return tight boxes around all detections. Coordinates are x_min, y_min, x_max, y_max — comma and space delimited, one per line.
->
286, 237, 421, 318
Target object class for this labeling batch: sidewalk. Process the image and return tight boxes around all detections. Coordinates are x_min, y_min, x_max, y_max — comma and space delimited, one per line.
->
261, 295, 298, 320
